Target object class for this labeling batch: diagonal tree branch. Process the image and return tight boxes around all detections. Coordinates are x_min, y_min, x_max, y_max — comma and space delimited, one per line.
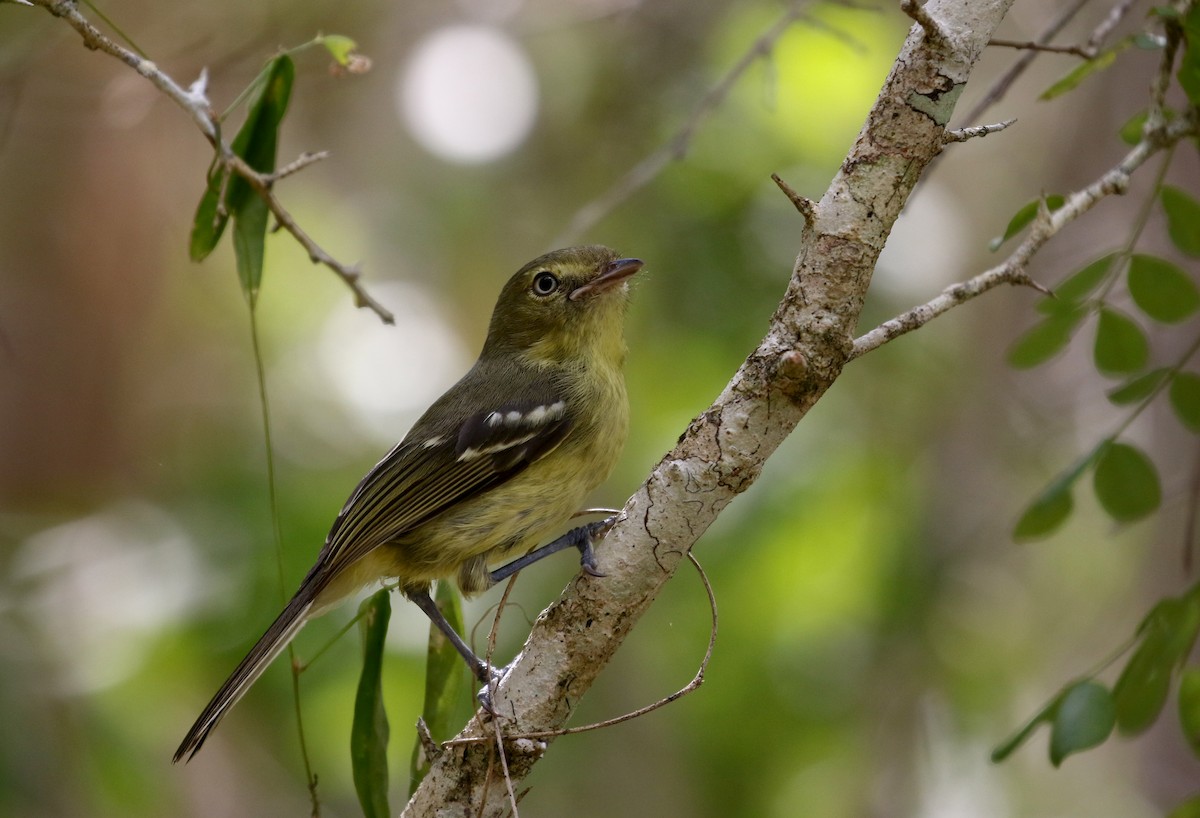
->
29, 0, 395, 324
404, 0, 1017, 813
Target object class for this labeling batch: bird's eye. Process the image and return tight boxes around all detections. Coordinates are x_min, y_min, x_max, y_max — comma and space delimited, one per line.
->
531, 271, 559, 296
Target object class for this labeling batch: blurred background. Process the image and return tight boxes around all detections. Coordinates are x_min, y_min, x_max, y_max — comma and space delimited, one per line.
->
1, 0, 1197, 815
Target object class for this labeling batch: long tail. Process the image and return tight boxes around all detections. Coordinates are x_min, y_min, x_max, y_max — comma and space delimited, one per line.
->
173, 591, 313, 762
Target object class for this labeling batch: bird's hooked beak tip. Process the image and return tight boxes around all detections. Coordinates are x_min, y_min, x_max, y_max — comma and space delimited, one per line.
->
569, 257, 644, 302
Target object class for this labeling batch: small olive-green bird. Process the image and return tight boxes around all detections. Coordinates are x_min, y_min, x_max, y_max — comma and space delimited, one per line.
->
174, 246, 641, 761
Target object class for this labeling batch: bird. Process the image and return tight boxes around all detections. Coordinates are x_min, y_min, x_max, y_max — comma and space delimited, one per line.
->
174, 245, 642, 761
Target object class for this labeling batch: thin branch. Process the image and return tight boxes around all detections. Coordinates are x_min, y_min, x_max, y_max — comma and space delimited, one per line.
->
963, 0, 1092, 123
30, 0, 395, 325
1084, 0, 1139, 54
267, 150, 331, 183
942, 118, 1017, 143
553, 0, 813, 245
988, 38, 1092, 58
444, 550, 718, 747
850, 114, 1200, 360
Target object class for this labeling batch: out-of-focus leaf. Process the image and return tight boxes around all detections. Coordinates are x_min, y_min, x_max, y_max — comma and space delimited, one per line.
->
990, 195, 1066, 251
1115, 595, 1200, 734
1052, 253, 1117, 305
352, 590, 392, 818
1178, 6, 1200, 104
1168, 795, 1200, 818
1093, 308, 1149, 376
991, 694, 1061, 763
1129, 254, 1200, 322
1040, 41, 1127, 100
1107, 368, 1171, 406
1092, 440, 1160, 523
321, 34, 358, 66
1049, 680, 1116, 766
1013, 446, 1103, 541
1120, 111, 1148, 145
1171, 372, 1200, 433
1179, 667, 1200, 756
1163, 186, 1200, 257
1007, 308, 1085, 369
188, 55, 294, 284
410, 581, 474, 794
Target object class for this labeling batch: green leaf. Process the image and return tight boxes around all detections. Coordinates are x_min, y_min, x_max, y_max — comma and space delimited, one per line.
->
1053, 253, 1117, 304
232, 196, 268, 304
1180, 667, 1200, 756
1049, 680, 1116, 766
1040, 42, 1126, 100
1014, 444, 1105, 542
188, 55, 294, 278
990, 195, 1066, 251
1107, 368, 1171, 405
1114, 595, 1200, 734
1092, 441, 1160, 523
991, 695, 1060, 763
1168, 795, 1200, 818
321, 34, 358, 66
410, 582, 474, 794
1163, 186, 1200, 257
352, 590, 392, 818
1178, 7, 1200, 104
1007, 308, 1085, 369
1093, 308, 1149, 376
1172, 372, 1200, 432
1128, 254, 1200, 322
1119, 110, 1148, 145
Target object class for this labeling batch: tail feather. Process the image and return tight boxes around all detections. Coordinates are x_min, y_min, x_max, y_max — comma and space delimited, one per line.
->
173, 593, 313, 762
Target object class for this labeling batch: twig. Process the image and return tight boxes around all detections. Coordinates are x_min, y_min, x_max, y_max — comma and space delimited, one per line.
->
941, 118, 1016, 143
988, 39, 1091, 58
771, 173, 817, 225
900, 0, 949, 45
1084, 0, 1139, 54
30, 0, 394, 325
444, 550, 718, 746
553, 0, 813, 245
963, 0, 1092, 123
267, 150, 331, 183
850, 114, 1200, 359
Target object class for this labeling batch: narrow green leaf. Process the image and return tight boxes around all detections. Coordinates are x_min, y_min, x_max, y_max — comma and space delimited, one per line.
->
352, 590, 392, 818
321, 34, 358, 66
1172, 373, 1200, 432
1107, 368, 1171, 405
1092, 441, 1160, 522
410, 582, 474, 794
189, 164, 227, 262
1163, 186, 1200, 257
1040, 45, 1122, 100
1007, 308, 1085, 369
1168, 795, 1200, 818
990, 195, 1066, 251
1014, 445, 1106, 541
1093, 308, 1149, 376
991, 695, 1061, 763
1180, 668, 1200, 756
1049, 680, 1116, 766
1053, 253, 1118, 304
1114, 595, 1200, 734
232, 197, 268, 304
1129, 254, 1200, 322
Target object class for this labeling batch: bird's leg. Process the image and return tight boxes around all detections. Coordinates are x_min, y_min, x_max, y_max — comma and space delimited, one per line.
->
408, 587, 501, 687
488, 515, 616, 585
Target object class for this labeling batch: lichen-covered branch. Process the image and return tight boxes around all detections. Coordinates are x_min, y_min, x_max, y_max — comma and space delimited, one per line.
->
404, 0, 1016, 813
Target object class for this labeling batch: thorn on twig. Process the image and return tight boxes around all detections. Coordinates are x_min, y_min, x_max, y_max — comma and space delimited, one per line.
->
942, 118, 1017, 144
1013, 273, 1054, 297
771, 173, 816, 225
900, 0, 948, 45
415, 717, 441, 763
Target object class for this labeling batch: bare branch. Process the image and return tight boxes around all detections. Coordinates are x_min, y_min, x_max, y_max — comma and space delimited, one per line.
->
942, 118, 1016, 143
29, 0, 395, 324
851, 114, 1200, 359
988, 38, 1092, 58
553, 0, 813, 245
900, 0, 950, 45
1084, 0, 1139, 54
771, 173, 817, 225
